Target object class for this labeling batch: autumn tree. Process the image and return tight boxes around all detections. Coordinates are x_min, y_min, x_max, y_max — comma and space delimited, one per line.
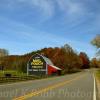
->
61, 44, 82, 73
79, 52, 90, 69
40, 44, 82, 74
0, 49, 9, 70
0, 45, 83, 74
91, 34, 100, 56
0, 49, 9, 57
91, 34, 100, 48
90, 58, 100, 68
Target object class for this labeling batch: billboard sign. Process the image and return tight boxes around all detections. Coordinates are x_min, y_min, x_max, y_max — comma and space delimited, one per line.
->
27, 54, 47, 75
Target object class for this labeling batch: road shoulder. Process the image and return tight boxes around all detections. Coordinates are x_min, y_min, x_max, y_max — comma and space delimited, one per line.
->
96, 77, 100, 100
95, 69, 100, 100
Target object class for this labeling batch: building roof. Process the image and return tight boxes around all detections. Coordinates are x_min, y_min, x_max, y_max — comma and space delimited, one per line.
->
30, 53, 62, 70
40, 54, 62, 70
49, 65, 62, 70
42, 55, 54, 65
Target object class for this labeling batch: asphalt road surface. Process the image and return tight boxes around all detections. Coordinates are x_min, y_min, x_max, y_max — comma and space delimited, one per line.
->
0, 70, 96, 100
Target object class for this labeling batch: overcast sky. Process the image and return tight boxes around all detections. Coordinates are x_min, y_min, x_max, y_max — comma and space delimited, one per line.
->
0, 0, 100, 58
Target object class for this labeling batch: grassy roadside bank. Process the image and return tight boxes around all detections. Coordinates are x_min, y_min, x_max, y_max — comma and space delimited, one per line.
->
95, 69, 100, 100
0, 69, 81, 84
0, 70, 26, 77
96, 69, 100, 81
0, 70, 41, 84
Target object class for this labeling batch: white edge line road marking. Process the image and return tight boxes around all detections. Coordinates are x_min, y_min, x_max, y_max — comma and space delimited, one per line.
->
93, 74, 96, 100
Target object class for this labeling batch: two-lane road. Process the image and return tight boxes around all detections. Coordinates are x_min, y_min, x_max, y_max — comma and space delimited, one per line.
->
0, 70, 96, 100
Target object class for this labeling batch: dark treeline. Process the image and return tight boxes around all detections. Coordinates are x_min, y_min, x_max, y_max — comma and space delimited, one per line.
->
0, 44, 90, 74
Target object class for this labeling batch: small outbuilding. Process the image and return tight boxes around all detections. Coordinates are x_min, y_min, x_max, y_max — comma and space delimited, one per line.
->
27, 53, 61, 76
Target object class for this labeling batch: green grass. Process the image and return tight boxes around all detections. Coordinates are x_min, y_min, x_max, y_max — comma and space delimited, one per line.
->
96, 70, 100, 81
0, 70, 27, 77
0, 70, 41, 84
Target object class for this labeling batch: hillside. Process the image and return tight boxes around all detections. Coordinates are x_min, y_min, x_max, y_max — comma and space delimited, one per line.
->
0, 44, 90, 74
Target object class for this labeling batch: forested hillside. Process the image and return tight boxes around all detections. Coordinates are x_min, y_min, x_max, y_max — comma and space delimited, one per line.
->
0, 44, 90, 74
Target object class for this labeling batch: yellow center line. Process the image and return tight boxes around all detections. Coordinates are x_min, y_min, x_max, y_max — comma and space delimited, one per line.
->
13, 74, 85, 100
